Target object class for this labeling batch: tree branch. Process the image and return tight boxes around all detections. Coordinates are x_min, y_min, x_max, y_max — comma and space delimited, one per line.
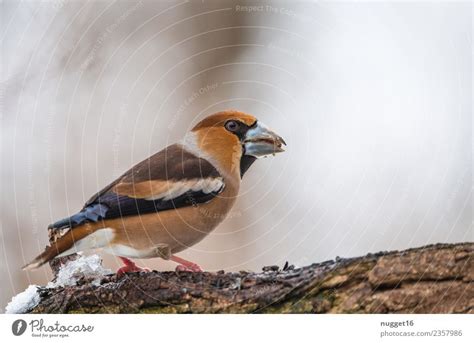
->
29, 242, 473, 313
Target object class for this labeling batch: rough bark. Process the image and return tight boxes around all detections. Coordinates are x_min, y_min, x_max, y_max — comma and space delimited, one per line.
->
29, 242, 473, 314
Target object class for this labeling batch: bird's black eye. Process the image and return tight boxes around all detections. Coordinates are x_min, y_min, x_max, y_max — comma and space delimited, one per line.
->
225, 120, 240, 132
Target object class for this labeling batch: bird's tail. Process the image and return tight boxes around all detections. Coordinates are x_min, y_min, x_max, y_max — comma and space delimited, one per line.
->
22, 225, 95, 270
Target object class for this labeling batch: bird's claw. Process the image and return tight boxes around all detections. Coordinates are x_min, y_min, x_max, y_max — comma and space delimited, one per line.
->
116, 265, 151, 275
117, 256, 151, 275
171, 255, 203, 272
174, 263, 203, 272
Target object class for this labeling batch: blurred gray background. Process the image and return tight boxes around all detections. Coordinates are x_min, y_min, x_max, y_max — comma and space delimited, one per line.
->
1, 0, 472, 311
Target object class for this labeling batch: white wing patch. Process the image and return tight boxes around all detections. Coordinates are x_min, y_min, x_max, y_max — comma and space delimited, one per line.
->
145, 177, 224, 201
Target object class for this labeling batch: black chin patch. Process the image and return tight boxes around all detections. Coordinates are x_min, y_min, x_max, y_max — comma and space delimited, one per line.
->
240, 154, 257, 177
228, 120, 258, 177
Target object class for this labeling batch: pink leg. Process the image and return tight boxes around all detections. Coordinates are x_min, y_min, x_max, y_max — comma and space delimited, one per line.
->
116, 257, 151, 275
170, 255, 203, 272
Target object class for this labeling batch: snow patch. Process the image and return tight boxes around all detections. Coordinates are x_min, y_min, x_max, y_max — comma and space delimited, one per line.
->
49, 254, 112, 287
5, 254, 111, 313
5, 285, 41, 314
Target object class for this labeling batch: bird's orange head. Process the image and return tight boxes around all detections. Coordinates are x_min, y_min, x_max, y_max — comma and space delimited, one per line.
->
186, 110, 286, 178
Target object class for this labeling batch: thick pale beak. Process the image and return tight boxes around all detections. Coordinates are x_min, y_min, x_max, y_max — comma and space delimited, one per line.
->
243, 122, 286, 158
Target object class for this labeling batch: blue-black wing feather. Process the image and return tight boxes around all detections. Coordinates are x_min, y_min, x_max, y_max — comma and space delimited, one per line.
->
49, 144, 223, 230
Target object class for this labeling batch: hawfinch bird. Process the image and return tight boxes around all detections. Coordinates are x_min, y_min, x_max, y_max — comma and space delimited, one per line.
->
24, 110, 285, 273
